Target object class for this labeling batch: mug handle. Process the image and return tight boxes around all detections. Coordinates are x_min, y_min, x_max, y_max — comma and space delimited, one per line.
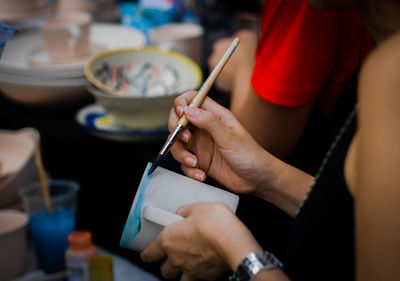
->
142, 205, 183, 227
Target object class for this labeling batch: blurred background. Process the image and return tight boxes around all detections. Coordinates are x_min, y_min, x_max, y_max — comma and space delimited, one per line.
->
0, 0, 271, 281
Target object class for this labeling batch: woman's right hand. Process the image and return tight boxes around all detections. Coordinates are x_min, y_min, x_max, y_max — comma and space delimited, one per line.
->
168, 91, 272, 195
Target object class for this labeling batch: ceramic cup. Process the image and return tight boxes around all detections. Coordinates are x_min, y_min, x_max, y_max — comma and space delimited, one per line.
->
42, 11, 92, 60
0, 209, 28, 281
57, 0, 95, 13
120, 163, 239, 252
149, 23, 204, 66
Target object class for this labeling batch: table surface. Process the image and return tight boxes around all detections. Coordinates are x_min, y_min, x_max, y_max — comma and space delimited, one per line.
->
12, 246, 162, 281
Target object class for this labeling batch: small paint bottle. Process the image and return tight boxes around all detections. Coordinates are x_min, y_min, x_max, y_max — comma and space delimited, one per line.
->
65, 230, 98, 281
89, 256, 114, 281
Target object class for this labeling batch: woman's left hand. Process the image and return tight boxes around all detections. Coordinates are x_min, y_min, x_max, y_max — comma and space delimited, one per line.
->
140, 202, 262, 280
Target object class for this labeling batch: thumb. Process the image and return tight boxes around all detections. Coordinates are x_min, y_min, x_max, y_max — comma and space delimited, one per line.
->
177, 202, 208, 218
176, 204, 193, 218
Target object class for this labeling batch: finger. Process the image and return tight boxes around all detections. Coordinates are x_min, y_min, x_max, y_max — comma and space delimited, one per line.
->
170, 141, 198, 168
179, 128, 192, 144
176, 203, 200, 218
180, 272, 198, 281
140, 236, 166, 263
183, 105, 236, 141
173, 90, 198, 115
193, 96, 233, 121
176, 92, 231, 126
180, 164, 206, 182
169, 107, 192, 143
168, 107, 179, 132
160, 259, 181, 279
169, 91, 197, 132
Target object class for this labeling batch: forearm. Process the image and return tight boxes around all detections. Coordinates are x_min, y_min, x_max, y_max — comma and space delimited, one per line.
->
253, 149, 314, 217
233, 89, 313, 159
230, 64, 254, 114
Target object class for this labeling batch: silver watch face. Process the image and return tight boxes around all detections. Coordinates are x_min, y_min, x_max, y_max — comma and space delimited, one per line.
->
229, 251, 283, 281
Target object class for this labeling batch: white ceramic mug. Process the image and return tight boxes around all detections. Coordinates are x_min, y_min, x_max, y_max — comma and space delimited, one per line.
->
42, 11, 92, 60
149, 23, 204, 66
120, 163, 239, 252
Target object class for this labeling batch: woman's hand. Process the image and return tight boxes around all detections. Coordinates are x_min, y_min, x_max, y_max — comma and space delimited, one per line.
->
169, 91, 314, 217
169, 91, 272, 196
140, 202, 262, 280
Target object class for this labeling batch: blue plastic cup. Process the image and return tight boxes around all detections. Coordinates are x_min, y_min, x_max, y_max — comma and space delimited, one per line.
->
19, 180, 79, 273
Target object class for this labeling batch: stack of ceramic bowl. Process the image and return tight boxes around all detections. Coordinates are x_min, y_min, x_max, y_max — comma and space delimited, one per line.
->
0, 0, 56, 31
0, 23, 146, 106
79, 47, 203, 142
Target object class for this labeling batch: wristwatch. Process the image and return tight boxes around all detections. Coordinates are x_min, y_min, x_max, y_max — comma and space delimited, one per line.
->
228, 250, 283, 281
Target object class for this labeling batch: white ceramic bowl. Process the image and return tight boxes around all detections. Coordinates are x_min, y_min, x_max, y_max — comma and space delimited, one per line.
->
85, 47, 202, 129
0, 128, 39, 208
0, 72, 88, 106
87, 84, 177, 130
0, 24, 146, 78
0, 209, 28, 281
0, 24, 146, 106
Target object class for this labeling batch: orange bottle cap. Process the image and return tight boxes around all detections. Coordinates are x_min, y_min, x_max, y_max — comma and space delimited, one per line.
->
68, 230, 94, 250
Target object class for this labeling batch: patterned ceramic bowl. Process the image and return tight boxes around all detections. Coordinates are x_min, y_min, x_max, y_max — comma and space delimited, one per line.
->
85, 47, 202, 129
85, 47, 202, 96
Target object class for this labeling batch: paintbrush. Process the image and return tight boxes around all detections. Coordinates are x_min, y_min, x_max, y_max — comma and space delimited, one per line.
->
35, 141, 53, 214
148, 37, 240, 175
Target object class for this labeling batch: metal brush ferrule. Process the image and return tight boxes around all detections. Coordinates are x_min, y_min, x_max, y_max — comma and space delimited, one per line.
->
159, 123, 185, 156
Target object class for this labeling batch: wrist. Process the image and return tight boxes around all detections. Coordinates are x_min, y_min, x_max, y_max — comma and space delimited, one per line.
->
251, 148, 277, 198
253, 149, 314, 217
229, 250, 283, 281
211, 210, 262, 270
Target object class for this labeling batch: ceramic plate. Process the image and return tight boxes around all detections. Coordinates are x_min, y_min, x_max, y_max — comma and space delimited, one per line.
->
0, 23, 146, 78
75, 104, 169, 142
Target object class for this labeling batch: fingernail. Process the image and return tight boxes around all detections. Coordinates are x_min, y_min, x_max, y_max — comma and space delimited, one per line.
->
181, 131, 189, 142
176, 206, 183, 215
196, 173, 204, 181
185, 156, 197, 167
176, 106, 183, 117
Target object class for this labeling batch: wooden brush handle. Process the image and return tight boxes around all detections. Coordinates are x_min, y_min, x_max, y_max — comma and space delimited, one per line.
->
178, 37, 240, 127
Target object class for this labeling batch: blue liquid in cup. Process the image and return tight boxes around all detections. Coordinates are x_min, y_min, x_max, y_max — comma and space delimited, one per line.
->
30, 208, 75, 273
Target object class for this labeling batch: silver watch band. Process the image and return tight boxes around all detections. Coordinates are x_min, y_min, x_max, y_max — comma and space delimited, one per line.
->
228, 251, 283, 281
